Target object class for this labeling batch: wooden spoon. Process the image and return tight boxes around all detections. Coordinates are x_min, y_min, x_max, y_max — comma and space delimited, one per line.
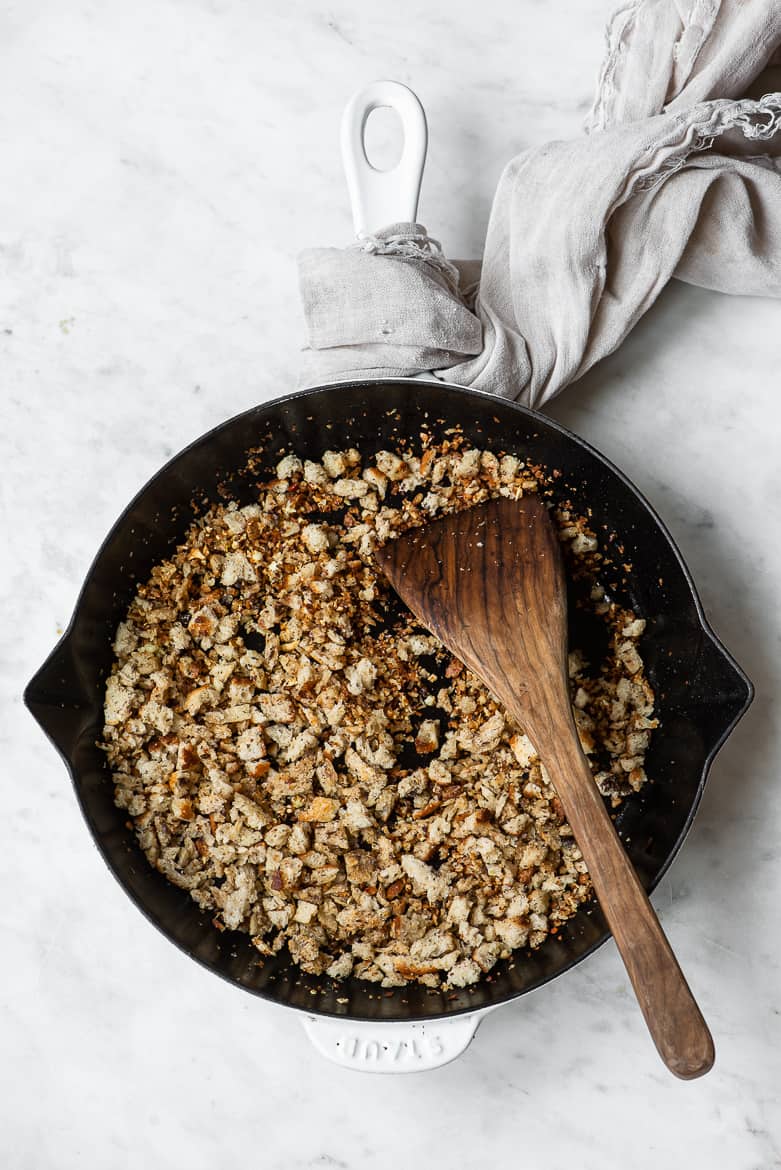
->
375, 494, 714, 1079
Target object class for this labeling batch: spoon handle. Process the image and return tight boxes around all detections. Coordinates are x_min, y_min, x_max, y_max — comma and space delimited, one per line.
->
539, 727, 714, 1079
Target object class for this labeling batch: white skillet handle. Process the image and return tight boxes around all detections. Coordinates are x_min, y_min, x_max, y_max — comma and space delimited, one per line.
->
341, 80, 428, 238
302, 1012, 484, 1074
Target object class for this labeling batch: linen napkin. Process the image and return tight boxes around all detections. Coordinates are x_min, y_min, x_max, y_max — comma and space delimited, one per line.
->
298, 0, 781, 408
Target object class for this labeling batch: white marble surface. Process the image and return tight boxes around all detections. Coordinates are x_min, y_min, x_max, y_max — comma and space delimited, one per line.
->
2, 0, 780, 1166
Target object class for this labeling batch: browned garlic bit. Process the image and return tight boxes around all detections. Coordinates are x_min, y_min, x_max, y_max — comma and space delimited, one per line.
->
103, 436, 657, 989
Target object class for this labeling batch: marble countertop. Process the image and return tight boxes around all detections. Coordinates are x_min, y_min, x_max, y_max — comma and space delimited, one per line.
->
3, 0, 780, 1166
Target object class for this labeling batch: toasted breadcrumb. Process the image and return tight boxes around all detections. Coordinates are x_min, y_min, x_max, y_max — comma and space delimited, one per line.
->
103, 437, 657, 989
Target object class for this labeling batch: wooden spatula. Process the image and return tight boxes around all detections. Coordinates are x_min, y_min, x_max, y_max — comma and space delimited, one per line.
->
375, 494, 714, 1079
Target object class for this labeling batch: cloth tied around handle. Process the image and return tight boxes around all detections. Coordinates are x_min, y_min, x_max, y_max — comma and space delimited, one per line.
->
298, 0, 781, 408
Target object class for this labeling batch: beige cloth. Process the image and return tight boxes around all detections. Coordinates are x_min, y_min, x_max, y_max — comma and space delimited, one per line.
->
299, 0, 781, 407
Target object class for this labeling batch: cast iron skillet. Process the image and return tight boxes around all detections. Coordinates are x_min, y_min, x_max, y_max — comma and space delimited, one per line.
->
25, 379, 752, 1024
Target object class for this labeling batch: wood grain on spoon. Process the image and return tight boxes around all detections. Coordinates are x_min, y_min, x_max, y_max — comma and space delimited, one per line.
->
375, 495, 714, 1080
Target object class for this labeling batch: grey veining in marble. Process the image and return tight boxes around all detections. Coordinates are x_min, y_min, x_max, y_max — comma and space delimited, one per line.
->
2, 1, 780, 1167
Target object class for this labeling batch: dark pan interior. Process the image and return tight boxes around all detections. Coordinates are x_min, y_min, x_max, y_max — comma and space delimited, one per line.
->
26, 380, 752, 1022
